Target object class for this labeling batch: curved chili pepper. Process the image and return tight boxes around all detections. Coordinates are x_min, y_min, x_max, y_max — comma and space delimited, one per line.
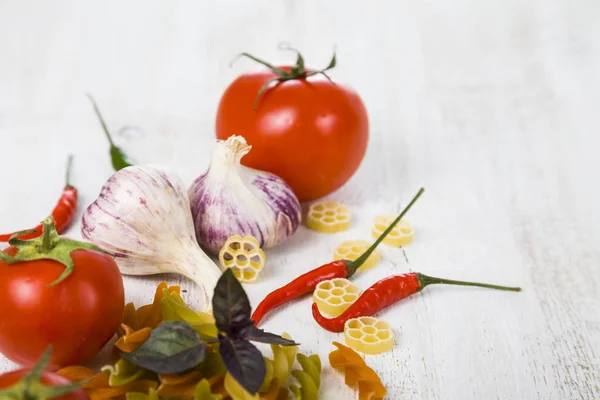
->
312, 272, 522, 332
0, 156, 78, 242
86, 94, 133, 171
250, 188, 425, 325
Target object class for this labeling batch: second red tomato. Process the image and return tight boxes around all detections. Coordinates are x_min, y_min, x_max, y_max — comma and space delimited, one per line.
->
0, 248, 125, 369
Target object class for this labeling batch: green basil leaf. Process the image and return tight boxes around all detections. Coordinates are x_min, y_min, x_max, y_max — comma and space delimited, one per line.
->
212, 269, 252, 334
244, 325, 298, 346
218, 336, 265, 395
121, 320, 206, 374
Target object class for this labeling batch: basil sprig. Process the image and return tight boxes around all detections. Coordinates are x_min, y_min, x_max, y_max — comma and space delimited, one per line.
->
213, 269, 297, 394
121, 269, 297, 395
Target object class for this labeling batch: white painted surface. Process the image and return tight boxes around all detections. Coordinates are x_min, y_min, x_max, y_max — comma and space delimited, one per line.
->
1, 1, 599, 399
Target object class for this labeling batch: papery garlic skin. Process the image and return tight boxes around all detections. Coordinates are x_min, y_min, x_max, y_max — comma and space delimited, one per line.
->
81, 165, 222, 312
189, 135, 301, 256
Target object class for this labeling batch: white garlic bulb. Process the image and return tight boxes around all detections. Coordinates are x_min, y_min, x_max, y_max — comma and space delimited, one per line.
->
81, 164, 222, 312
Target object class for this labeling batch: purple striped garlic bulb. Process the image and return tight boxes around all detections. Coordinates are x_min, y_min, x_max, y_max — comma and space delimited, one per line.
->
81, 164, 222, 312
189, 135, 301, 256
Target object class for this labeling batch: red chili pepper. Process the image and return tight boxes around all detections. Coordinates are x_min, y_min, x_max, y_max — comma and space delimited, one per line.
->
312, 272, 522, 331
0, 156, 78, 242
250, 188, 425, 325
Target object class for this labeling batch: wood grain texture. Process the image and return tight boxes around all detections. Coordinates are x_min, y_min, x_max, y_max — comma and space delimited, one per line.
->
1, 0, 599, 398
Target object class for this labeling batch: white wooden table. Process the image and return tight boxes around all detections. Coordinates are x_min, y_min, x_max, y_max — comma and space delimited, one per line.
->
1, 1, 599, 399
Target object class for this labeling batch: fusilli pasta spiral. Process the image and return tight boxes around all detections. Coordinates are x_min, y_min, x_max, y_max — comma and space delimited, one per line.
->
328, 341, 386, 400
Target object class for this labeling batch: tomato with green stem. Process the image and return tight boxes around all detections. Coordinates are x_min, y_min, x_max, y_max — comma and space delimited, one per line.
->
216, 45, 369, 202
0, 347, 88, 400
0, 217, 124, 369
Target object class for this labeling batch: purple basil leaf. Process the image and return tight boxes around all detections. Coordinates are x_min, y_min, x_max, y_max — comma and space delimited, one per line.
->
120, 320, 206, 374
245, 325, 298, 346
219, 336, 265, 395
226, 319, 255, 340
212, 269, 252, 333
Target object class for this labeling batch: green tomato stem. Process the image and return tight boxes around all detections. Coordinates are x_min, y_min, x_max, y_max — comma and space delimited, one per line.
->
0, 346, 85, 400
232, 46, 337, 111
0, 216, 111, 286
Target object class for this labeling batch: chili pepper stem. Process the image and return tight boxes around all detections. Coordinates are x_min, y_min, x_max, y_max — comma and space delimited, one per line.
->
86, 93, 115, 146
417, 273, 521, 292
346, 188, 425, 277
87, 93, 133, 171
65, 154, 74, 188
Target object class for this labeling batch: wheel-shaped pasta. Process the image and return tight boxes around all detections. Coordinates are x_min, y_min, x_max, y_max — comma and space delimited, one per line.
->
218, 235, 265, 283
372, 214, 414, 247
313, 278, 361, 317
344, 317, 394, 355
306, 201, 351, 233
333, 240, 381, 271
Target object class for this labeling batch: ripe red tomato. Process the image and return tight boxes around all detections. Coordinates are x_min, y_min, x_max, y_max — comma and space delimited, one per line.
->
216, 66, 369, 202
0, 369, 88, 400
0, 247, 125, 369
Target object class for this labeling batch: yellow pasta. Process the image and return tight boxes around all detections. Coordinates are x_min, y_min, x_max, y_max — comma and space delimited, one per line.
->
57, 363, 158, 400
313, 278, 361, 317
137, 282, 181, 329
344, 317, 394, 355
306, 201, 351, 233
156, 370, 203, 398
371, 214, 414, 247
219, 235, 266, 283
55, 283, 322, 400
333, 240, 380, 271
101, 358, 146, 387
329, 342, 387, 400
159, 287, 217, 339
195, 378, 224, 400
225, 373, 260, 400
126, 377, 224, 400
115, 324, 152, 353
259, 332, 297, 394
289, 353, 321, 400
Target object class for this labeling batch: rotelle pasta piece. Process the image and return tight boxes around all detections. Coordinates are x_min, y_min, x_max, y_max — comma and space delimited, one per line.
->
329, 342, 387, 400
219, 235, 266, 283
334, 240, 380, 271
306, 201, 351, 233
372, 214, 414, 247
313, 278, 361, 317
344, 317, 394, 355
